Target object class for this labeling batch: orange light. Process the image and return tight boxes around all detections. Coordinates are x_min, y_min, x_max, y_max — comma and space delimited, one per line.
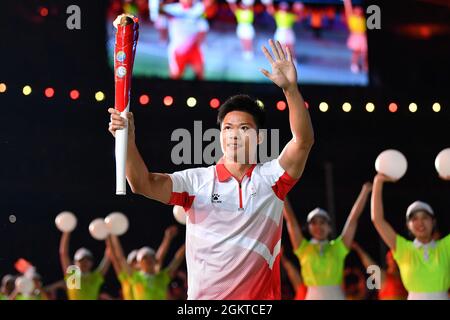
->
139, 94, 150, 105
44, 87, 54, 98
388, 103, 398, 113
163, 96, 173, 106
70, 90, 80, 100
210, 98, 220, 109
276, 101, 286, 111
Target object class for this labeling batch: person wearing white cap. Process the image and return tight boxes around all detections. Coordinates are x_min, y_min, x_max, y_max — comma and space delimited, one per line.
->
283, 182, 372, 300
132, 243, 186, 300
106, 225, 179, 300
59, 232, 110, 300
371, 173, 450, 300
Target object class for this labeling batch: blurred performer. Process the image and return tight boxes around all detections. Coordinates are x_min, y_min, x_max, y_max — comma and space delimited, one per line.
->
343, 0, 368, 73
132, 244, 186, 300
343, 266, 367, 300
283, 183, 372, 300
281, 253, 307, 300
161, 0, 212, 79
0, 275, 15, 300
371, 174, 450, 300
107, 225, 179, 299
352, 242, 407, 300
266, 1, 303, 63
59, 232, 110, 300
228, 0, 255, 60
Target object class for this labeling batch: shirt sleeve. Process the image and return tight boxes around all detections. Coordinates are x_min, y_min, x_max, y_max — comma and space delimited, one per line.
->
332, 236, 350, 260
440, 234, 450, 257
393, 235, 410, 263
294, 238, 309, 259
259, 158, 299, 200
168, 168, 197, 212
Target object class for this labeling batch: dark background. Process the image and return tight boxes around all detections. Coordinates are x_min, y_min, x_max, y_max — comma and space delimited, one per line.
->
0, 0, 449, 297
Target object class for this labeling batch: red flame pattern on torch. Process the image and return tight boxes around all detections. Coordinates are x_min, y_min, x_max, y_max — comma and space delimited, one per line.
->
114, 17, 139, 113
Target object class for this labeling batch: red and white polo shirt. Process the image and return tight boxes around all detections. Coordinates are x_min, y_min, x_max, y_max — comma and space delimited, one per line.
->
168, 158, 298, 300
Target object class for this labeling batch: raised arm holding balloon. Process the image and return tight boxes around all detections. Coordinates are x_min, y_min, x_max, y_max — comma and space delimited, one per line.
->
371, 150, 450, 300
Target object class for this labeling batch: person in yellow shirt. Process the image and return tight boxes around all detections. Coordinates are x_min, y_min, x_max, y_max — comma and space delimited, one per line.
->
106, 225, 180, 300
343, 0, 368, 73
132, 244, 186, 300
59, 232, 110, 300
228, 0, 255, 60
371, 174, 450, 300
265, 1, 303, 63
283, 182, 372, 299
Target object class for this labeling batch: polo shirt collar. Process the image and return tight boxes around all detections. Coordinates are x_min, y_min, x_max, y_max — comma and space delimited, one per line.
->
216, 160, 256, 183
413, 239, 436, 249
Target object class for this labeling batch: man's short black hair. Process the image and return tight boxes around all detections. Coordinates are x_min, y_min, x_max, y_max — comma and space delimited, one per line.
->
217, 94, 265, 130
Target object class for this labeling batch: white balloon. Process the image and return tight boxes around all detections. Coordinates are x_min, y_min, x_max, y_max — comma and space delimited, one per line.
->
55, 211, 77, 232
260, 0, 272, 5
89, 218, 109, 240
241, 0, 254, 6
435, 148, 450, 179
104, 212, 129, 236
375, 149, 408, 180
173, 206, 187, 225
15, 276, 34, 296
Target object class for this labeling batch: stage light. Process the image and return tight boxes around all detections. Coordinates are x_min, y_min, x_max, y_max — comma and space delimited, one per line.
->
276, 101, 286, 111
256, 99, 264, 108
70, 90, 80, 100
409, 103, 417, 113
44, 87, 54, 98
163, 96, 173, 106
432, 102, 441, 112
0, 83, 6, 93
365, 102, 375, 112
187, 97, 197, 107
95, 91, 105, 101
23, 85, 32, 96
305, 101, 309, 109
139, 94, 150, 105
388, 103, 398, 113
40, 7, 49, 17
319, 102, 328, 112
342, 102, 351, 112
210, 98, 220, 109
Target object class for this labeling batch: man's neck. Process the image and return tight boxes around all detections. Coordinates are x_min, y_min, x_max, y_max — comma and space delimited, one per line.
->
223, 161, 254, 181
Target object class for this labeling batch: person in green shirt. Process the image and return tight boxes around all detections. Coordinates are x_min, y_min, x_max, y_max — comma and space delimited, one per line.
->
283, 182, 372, 299
107, 225, 181, 300
371, 173, 450, 300
228, 0, 255, 60
132, 243, 186, 300
266, 1, 303, 62
59, 231, 110, 300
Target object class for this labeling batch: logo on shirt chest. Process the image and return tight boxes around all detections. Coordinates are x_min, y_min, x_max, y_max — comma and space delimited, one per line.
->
211, 193, 222, 204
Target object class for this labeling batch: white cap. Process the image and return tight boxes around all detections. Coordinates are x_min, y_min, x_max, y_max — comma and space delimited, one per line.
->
307, 208, 331, 223
127, 250, 138, 264
406, 201, 434, 220
74, 248, 94, 261
136, 247, 156, 262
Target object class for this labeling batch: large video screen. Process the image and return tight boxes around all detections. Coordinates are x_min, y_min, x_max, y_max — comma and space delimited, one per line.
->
107, 0, 369, 85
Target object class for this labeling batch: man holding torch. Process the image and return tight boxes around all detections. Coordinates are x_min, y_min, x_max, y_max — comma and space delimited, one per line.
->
108, 39, 314, 299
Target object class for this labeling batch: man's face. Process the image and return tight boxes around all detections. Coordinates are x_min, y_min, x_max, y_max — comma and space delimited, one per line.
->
220, 111, 260, 164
